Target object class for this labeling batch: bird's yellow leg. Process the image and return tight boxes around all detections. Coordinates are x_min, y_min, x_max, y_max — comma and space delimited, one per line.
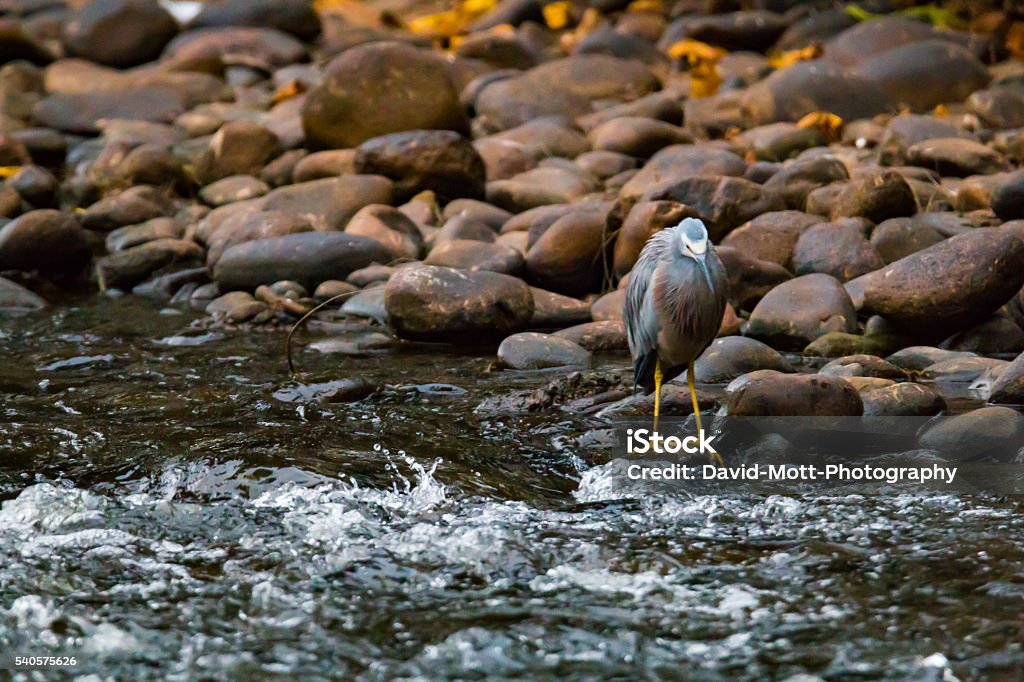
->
689, 361, 723, 466
653, 359, 662, 434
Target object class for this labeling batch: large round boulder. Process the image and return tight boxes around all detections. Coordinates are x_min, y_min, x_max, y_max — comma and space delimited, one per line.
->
746, 273, 858, 350
693, 336, 794, 384
525, 209, 609, 296
727, 370, 863, 416
354, 130, 486, 202
497, 332, 591, 369
385, 264, 534, 341
0, 210, 90, 277
62, 0, 179, 68
302, 42, 468, 150
918, 407, 1024, 462
187, 0, 321, 40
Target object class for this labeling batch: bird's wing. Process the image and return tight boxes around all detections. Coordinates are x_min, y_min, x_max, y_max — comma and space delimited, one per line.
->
624, 229, 672, 391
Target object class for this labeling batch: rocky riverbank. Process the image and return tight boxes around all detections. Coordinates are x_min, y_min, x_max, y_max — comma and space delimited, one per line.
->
2, 0, 1024, 448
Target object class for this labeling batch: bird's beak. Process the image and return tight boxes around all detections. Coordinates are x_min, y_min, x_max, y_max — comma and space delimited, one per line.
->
695, 253, 715, 292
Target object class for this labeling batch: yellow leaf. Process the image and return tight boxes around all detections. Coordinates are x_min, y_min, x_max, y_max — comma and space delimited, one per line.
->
690, 61, 722, 97
667, 39, 727, 64
1008, 22, 1024, 60
271, 80, 306, 104
0, 166, 20, 179
797, 111, 844, 143
932, 103, 950, 118
626, 0, 663, 13
407, 0, 498, 38
767, 42, 822, 69
543, 1, 572, 30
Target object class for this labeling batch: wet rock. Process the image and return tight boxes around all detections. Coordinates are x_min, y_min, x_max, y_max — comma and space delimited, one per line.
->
762, 156, 849, 211
746, 273, 857, 350
302, 42, 467, 149
792, 219, 883, 282
591, 289, 624, 322
905, 138, 1006, 178
718, 303, 742, 338
0, 210, 90, 276
576, 92, 681, 133
989, 352, 1024, 406
886, 346, 974, 373
188, 0, 321, 41
164, 27, 306, 72
869, 217, 945, 264
827, 16, 945, 65
344, 204, 423, 261
661, 10, 787, 52
720, 210, 820, 267
843, 377, 895, 394
33, 88, 185, 135
613, 200, 695, 278
0, 276, 46, 312
529, 287, 592, 328
487, 166, 596, 213
340, 288, 387, 324
353, 130, 486, 202
861, 382, 945, 417
968, 87, 1024, 130
990, 171, 1024, 221
262, 175, 393, 231
213, 232, 392, 291
497, 332, 591, 370
619, 145, 746, 206
62, 0, 179, 68
199, 175, 269, 207
291, 150, 354, 183
597, 384, 717, 419
740, 61, 895, 125
197, 121, 281, 184
443, 199, 512, 230
385, 264, 534, 342
693, 336, 793, 384
454, 30, 535, 70
97, 238, 204, 290
734, 123, 826, 163
488, 118, 590, 161
878, 114, 975, 165
80, 187, 170, 232
206, 290, 268, 323
313, 279, 358, 301
919, 356, 1009, 384
588, 117, 691, 159
524, 209, 608, 296
941, 315, 1024, 356
0, 133, 31, 167
472, 138, 534, 181
851, 227, 1024, 339
918, 407, 1024, 462
715, 246, 791, 312
831, 170, 916, 223
852, 41, 989, 112
0, 18, 53, 66
641, 175, 786, 242
474, 55, 660, 132
576, 151, 636, 180
133, 267, 209, 301
726, 370, 863, 416
108, 145, 189, 192
106, 217, 183, 252
819, 354, 907, 380
347, 265, 394, 288
8, 166, 57, 209
425, 240, 523, 275
203, 210, 311, 266
553, 320, 626, 351
573, 24, 659, 63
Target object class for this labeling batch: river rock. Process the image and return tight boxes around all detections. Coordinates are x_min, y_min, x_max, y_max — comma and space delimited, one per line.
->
720, 211, 820, 267
487, 166, 596, 213
206, 290, 268, 323
819, 354, 907, 380
199, 175, 269, 207
163, 26, 306, 71
727, 370, 863, 416
97, 238, 203, 290
851, 227, 1024, 338
693, 336, 793, 384
861, 382, 945, 417
353, 130, 486, 202
869, 217, 946, 264
62, 0, 179, 68
106, 217, 183, 252
591, 289, 624, 323
661, 10, 787, 52
443, 199, 512, 229
919, 356, 1009, 384
762, 156, 849, 211
0, 210, 90, 276
904, 138, 1007, 178
0, 19, 52, 66
576, 151, 636, 180
344, 204, 423, 261
385, 264, 534, 341
530, 287, 592, 328
989, 352, 1024, 406
792, 219, 883, 282
214, 232, 392, 291
826, 16, 943, 65
969, 87, 1024, 130
474, 55, 660, 132
878, 114, 976, 165
576, 92, 681, 132
79, 187, 170, 232
8, 166, 56, 209
991, 171, 1024, 221
196, 121, 281, 184
33, 88, 185, 135
852, 40, 989, 112
918, 407, 1024, 462
886, 346, 974, 373
831, 170, 916, 223
204, 210, 311, 266
940, 315, 1024, 356
188, 0, 321, 40
302, 42, 467, 149
497, 332, 591, 370
740, 61, 895, 125
425, 240, 523, 275
588, 117, 690, 159
613, 200, 695, 278
525, 209, 608, 296
0, 276, 46, 312
553, 320, 626, 351
619, 145, 747, 206
746, 273, 857, 350
715, 246, 792, 312
262, 175, 393, 231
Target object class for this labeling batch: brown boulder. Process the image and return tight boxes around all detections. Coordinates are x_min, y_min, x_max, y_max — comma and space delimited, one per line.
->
354, 130, 486, 202
525, 209, 609, 296
727, 371, 863, 416
746, 273, 858, 350
62, 0, 178, 68
344, 204, 423, 261
792, 219, 883, 282
720, 211, 820, 267
0, 209, 90, 276
831, 170, 916, 223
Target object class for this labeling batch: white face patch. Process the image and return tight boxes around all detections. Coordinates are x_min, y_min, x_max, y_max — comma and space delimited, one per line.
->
680, 230, 707, 256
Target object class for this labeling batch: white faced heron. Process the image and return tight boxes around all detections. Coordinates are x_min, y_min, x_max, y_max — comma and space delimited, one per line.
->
624, 218, 729, 462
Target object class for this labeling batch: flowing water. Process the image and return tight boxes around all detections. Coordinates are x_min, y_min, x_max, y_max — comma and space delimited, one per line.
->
1, 297, 1022, 680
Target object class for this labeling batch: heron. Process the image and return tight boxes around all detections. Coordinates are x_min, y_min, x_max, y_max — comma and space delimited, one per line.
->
624, 217, 729, 464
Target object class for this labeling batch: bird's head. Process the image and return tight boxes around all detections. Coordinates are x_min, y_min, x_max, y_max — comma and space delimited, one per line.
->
675, 218, 715, 291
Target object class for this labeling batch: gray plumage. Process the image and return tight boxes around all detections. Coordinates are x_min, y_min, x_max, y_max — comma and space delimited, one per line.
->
624, 218, 729, 394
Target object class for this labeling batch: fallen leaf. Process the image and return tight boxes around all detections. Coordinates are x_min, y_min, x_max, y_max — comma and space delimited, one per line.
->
407, 0, 498, 38
797, 111, 843, 142
271, 80, 306, 104
626, 0, 663, 13
542, 1, 572, 30
767, 42, 822, 69
668, 40, 726, 98
0, 166, 20, 179
1008, 22, 1024, 60
932, 103, 950, 118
